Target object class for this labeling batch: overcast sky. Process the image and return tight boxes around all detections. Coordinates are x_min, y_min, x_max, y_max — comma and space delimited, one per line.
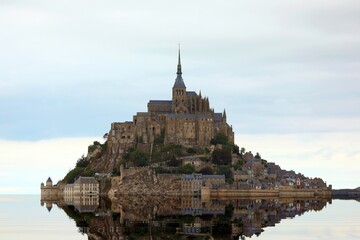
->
0, 0, 359, 193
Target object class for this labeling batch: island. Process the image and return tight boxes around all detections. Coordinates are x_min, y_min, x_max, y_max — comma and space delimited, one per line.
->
41, 49, 332, 205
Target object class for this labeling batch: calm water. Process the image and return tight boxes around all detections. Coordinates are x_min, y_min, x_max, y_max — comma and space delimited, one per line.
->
0, 195, 359, 240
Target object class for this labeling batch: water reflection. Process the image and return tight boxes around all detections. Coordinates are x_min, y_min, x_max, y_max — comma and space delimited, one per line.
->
41, 195, 331, 239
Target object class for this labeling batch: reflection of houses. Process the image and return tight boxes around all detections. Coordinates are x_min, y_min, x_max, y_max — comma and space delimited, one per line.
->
181, 174, 225, 195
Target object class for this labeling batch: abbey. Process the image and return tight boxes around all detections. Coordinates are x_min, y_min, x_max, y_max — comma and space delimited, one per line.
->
107, 49, 234, 156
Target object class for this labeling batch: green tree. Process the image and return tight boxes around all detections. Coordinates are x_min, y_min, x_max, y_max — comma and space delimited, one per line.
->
168, 155, 181, 167
130, 149, 149, 167
76, 155, 89, 168
212, 133, 228, 145
199, 167, 214, 175
218, 166, 233, 184
233, 144, 240, 155
212, 146, 232, 165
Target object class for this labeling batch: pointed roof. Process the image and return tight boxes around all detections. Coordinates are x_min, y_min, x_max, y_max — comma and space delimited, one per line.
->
173, 46, 186, 89
223, 109, 227, 119
46, 177, 52, 183
46, 205, 53, 212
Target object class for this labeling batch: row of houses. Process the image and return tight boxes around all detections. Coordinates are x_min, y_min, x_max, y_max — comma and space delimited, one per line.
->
181, 173, 226, 195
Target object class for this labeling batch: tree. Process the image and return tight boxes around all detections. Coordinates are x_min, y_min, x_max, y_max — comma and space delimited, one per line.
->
103, 133, 108, 140
199, 167, 214, 175
240, 147, 245, 156
129, 149, 149, 167
255, 152, 261, 159
168, 155, 181, 167
218, 166, 233, 184
212, 146, 232, 165
233, 144, 240, 155
76, 155, 89, 168
210, 133, 229, 145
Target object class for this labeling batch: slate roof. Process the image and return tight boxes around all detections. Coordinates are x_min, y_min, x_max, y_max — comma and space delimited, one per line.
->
203, 175, 225, 180
148, 100, 173, 106
173, 75, 186, 88
213, 113, 223, 120
167, 113, 213, 119
74, 177, 98, 185
46, 177, 52, 183
186, 91, 197, 96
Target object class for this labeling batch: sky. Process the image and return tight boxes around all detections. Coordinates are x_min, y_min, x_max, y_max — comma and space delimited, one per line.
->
0, 0, 359, 193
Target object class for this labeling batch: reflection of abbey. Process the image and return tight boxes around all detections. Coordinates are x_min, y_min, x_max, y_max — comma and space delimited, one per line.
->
108, 49, 234, 155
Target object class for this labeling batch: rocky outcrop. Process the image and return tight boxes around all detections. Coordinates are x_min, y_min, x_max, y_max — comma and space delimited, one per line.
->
108, 168, 181, 199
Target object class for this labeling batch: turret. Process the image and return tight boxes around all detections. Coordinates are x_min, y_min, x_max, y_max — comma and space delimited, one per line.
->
46, 177, 53, 187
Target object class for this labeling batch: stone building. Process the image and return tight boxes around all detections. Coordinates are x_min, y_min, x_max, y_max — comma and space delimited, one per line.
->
107, 49, 234, 159
181, 173, 225, 196
40, 177, 62, 200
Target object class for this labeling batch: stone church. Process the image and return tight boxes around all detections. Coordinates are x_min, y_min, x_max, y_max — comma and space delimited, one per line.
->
107, 49, 234, 156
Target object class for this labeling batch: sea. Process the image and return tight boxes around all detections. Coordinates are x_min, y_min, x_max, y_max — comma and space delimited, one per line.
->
0, 195, 359, 240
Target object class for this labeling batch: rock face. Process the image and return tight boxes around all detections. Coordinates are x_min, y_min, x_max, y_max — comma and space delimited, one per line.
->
108, 168, 181, 198
87, 143, 117, 173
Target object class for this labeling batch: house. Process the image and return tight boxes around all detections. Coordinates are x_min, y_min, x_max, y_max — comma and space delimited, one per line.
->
73, 177, 99, 196
181, 173, 225, 195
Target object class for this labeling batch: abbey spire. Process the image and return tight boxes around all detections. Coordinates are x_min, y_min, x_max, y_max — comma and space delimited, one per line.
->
173, 46, 186, 89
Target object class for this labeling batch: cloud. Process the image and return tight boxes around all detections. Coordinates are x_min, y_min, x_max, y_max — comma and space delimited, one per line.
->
235, 132, 360, 189
0, 137, 101, 194
0, 1, 359, 192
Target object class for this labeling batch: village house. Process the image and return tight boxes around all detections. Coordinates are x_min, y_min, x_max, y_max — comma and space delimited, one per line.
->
181, 173, 225, 195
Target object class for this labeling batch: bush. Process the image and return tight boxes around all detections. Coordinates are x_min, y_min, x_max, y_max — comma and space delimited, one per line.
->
176, 164, 196, 174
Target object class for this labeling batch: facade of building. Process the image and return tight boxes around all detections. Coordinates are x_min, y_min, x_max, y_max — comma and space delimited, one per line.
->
64, 177, 99, 198
107, 49, 234, 159
181, 173, 226, 195
40, 177, 62, 200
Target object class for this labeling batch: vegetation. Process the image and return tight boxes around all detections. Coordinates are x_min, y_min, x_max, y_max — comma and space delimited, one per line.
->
211, 146, 232, 165
176, 164, 196, 174
62, 155, 95, 184
76, 155, 89, 168
199, 167, 214, 175
233, 159, 244, 170
217, 166, 233, 184
123, 148, 149, 167
88, 140, 107, 156
210, 133, 228, 145
168, 155, 181, 167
